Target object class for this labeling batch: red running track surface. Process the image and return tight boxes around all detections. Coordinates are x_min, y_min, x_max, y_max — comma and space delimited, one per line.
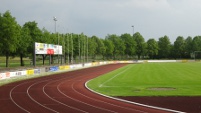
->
0, 64, 177, 113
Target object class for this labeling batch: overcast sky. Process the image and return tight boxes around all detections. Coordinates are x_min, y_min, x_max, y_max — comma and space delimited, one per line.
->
1, 0, 201, 43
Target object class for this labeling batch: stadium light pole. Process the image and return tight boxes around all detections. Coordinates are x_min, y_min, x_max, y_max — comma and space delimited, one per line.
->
53, 17, 57, 33
131, 25, 134, 36
53, 17, 60, 64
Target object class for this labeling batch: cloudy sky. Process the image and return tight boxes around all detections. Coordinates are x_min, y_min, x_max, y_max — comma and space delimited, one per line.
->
1, 0, 201, 43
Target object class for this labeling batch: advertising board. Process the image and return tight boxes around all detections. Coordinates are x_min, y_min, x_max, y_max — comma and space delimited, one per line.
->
49, 66, 59, 72
64, 65, 70, 70
35, 42, 62, 55
27, 69, 34, 75
0, 73, 6, 79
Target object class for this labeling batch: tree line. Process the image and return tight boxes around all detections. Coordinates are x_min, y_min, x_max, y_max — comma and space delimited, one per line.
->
0, 11, 200, 67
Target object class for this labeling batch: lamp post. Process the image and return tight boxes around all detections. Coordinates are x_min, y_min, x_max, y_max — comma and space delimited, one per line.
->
131, 25, 134, 36
53, 17, 57, 33
53, 17, 60, 64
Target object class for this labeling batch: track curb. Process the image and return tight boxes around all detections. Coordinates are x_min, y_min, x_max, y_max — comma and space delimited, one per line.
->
85, 80, 185, 113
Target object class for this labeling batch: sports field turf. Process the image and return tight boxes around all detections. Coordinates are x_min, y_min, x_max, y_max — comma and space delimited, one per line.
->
87, 62, 201, 96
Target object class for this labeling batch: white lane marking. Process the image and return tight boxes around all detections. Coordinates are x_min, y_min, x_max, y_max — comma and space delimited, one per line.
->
11, 92, 27, 93
10, 82, 31, 113
57, 80, 117, 113
43, 78, 88, 113
9, 75, 65, 113
99, 65, 134, 87
7, 66, 100, 113
43, 104, 60, 106
100, 85, 135, 87
27, 79, 59, 113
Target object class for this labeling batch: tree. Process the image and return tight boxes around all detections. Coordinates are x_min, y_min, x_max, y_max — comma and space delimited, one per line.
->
23, 21, 42, 51
73, 33, 89, 63
147, 38, 158, 59
104, 39, 114, 60
88, 36, 98, 61
120, 33, 136, 59
18, 26, 32, 66
72, 34, 80, 62
41, 28, 52, 44
0, 11, 21, 67
185, 36, 193, 58
23, 21, 42, 65
169, 44, 175, 59
133, 32, 146, 59
192, 36, 201, 59
192, 36, 201, 51
40, 28, 56, 65
117, 38, 126, 60
158, 35, 171, 59
106, 34, 125, 60
173, 36, 185, 58
64, 33, 72, 64
97, 39, 106, 59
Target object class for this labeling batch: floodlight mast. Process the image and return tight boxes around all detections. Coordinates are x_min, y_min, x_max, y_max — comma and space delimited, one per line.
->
53, 17, 57, 33
53, 16, 60, 64
131, 25, 134, 36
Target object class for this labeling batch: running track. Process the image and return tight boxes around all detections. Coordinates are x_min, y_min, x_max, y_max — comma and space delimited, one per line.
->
0, 64, 173, 113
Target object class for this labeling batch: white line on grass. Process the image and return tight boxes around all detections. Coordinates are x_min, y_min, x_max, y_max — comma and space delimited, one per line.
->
99, 65, 134, 87
100, 85, 135, 87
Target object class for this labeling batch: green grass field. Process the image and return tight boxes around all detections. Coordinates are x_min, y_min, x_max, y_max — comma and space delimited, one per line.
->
87, 62, 201, 96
